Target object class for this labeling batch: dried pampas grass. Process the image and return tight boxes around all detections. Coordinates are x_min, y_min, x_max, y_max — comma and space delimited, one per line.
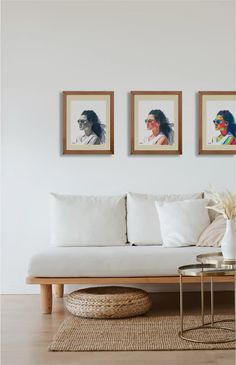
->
205, 188, 236, 220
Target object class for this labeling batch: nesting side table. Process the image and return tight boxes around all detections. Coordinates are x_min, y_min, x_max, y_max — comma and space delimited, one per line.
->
178, 252, 235, 344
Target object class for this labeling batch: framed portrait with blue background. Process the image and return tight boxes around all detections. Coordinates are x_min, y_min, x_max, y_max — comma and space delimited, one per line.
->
199, 91, 236, 154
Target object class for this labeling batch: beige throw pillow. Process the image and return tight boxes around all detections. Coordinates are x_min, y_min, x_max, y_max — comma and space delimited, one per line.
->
197, 215, 226, 247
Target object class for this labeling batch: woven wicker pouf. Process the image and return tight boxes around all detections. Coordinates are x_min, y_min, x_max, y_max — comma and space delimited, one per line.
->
64, 286, 152, 319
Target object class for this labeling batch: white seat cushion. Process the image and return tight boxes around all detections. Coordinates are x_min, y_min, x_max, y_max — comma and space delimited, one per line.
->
50, 193, 127, 246
127, 192, 203, 245
28, 246, 220, 277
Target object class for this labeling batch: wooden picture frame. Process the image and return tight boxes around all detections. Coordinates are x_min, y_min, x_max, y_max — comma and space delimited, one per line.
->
63, 91, 114, 154
131, 91, 182, 154
199, 91, 236, 154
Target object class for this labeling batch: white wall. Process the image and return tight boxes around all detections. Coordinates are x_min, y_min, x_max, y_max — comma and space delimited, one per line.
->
1, 0, 236, 293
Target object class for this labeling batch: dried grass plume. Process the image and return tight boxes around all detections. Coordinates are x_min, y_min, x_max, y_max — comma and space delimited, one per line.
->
206, 187, 236, 220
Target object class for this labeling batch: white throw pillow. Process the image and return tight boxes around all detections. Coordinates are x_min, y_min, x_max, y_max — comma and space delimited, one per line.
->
127, 192, 203, 245
155, 199, 210, 247
50, 193, 127, 246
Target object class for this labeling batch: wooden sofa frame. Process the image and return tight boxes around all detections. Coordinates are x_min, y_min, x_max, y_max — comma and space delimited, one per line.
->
26, 275, 234, 314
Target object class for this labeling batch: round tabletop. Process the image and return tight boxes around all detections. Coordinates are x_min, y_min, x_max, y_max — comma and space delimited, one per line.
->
178, 263, 235, 277
196, 252, 236, 270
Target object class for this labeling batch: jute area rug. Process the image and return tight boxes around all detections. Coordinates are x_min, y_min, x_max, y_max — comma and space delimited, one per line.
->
49, 313, 235, 351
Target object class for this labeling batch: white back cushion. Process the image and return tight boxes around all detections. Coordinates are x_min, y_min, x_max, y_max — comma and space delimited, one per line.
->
127, 192, 203, 245
156, 199, 210, 247
50, 194, 127, 246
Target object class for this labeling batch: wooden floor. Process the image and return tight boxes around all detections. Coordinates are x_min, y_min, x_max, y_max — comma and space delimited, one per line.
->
1, 292, 235, 365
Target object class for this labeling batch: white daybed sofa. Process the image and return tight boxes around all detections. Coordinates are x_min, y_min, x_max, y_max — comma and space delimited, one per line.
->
26, 192, 231, 313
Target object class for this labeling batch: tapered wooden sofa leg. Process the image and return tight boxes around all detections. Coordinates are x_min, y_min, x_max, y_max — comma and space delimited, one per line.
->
40, 284, 52, 314
54, 284, 64, 298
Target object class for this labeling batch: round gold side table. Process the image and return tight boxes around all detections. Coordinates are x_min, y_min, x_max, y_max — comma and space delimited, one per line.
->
178, 257, 235, 344
196, 251, 236, 269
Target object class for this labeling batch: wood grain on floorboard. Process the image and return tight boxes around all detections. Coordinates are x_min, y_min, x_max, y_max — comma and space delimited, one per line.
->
1, 292, 235, 365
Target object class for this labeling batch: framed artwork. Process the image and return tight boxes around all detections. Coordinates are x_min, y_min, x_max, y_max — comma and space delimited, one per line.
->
63, 91, 114, 154
199, 91, 236, 154
131, 91, 182, 154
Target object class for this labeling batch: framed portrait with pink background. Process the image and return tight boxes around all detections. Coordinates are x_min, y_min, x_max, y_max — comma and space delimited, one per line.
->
131, 91, 182, 155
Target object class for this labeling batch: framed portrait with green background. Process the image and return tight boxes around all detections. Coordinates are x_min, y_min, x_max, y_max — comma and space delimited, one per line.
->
199, 91, 236, 154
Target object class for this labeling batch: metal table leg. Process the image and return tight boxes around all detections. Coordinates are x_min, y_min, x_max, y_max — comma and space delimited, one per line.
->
178, 273, 235, 343
210, 276, 214, 327
179, 274, 183, 336
200, 272, 204, 326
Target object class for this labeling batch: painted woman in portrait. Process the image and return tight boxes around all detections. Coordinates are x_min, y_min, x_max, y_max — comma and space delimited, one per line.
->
76, 110, 106, 145
143, 109, 174, 145
210, 110, 236, 145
